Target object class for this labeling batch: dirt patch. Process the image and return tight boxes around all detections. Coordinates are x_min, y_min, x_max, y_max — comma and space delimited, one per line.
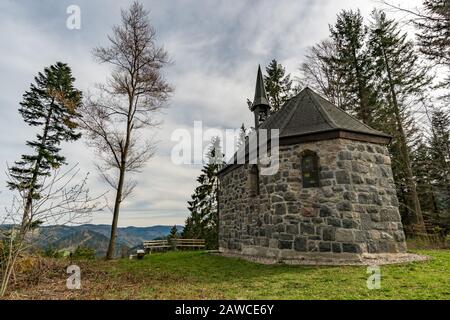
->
2, 258, 111, 300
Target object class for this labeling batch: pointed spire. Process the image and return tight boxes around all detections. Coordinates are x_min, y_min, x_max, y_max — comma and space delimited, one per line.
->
251, 65, 270, 111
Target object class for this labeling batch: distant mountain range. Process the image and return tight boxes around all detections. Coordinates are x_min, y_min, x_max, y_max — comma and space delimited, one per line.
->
1, 224, 183, 258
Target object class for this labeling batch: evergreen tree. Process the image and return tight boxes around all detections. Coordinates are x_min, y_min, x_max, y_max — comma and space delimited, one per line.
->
264, 59, 293, 112
237, 123, 247, 149
428, 109, 450, 229
368, 10, 431, 234
7, 62, 82, 233
413, 111, 450, 236
329, 9, 378, 125
168, 225, 179, 240
183, 138, 224, 249
412, 141, 439, 221
388, 112, 422, 226
415, 0, 450, 90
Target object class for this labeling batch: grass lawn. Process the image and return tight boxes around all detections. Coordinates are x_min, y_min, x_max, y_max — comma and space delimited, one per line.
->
101, 249, 449, 299
6, 249, 450, 299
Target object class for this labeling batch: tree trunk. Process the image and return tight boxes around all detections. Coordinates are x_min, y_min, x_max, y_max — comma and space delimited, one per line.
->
216, 178, 220, 250
105, 96, 133, 260
21, 101, 54, 234
105, 164, 126, 260
381, 47, 426, 234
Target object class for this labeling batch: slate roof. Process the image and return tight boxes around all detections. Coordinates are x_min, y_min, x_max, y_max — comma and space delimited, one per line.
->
218, 87, 391, 176
260, 87, 390, 139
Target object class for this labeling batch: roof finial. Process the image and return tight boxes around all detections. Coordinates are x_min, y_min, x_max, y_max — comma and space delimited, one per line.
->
251, 64, 270, 111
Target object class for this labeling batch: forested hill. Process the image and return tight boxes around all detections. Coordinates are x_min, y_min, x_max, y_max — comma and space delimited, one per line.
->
4, 224, 184, 257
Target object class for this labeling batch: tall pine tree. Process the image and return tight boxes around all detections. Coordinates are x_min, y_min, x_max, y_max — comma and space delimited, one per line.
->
368, 10, 431, 234
7, 62, 82, 233
412, 141, 439, 224
183, 138, 224, 249
428, 109, 450, 228
329, 9, 378, 125
264, 59, 293, 112
415, 0, 450, 90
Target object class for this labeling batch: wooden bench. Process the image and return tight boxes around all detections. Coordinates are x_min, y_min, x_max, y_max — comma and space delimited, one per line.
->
142, 239, 205, 253
143, 240, 171, 252
172, 238, 205, 250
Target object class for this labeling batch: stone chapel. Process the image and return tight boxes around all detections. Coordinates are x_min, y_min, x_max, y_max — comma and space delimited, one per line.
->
217, 66, 408, 264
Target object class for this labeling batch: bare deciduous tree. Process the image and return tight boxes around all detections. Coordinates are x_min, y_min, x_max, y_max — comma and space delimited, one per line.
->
80, 1, 173, 260
0, 164, 102, 297
299, 40, 347, 109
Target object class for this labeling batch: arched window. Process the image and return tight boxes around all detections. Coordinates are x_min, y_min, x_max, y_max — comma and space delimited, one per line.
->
301, 151, 319, 188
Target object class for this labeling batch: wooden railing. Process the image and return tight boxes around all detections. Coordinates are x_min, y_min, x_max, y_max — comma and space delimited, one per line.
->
143, 238, 205, 253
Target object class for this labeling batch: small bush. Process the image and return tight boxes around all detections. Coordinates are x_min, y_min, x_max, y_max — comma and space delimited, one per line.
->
71, 246, 96, 260
41, 247, 65, 258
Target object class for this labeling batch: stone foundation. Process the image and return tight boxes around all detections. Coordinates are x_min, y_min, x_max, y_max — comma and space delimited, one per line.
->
218, 138, 407, 262
218, 249, 428, 266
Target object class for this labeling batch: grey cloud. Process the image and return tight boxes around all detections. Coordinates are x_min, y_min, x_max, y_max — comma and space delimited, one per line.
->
0, 0, 422, 226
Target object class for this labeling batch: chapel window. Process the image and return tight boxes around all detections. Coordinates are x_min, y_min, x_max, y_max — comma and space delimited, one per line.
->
301, 151, 319, 188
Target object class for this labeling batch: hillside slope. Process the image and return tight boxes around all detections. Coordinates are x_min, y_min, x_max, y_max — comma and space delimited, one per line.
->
27, 224, 184, 257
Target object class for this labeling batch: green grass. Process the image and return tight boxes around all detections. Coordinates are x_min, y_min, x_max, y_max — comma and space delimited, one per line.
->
100, 249, 450, 299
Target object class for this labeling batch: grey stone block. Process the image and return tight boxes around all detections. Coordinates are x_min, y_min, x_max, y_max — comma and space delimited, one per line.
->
286, 224, 299, 235
327, 217, 342, 227
342, 243, 361, 253
319, 242, 331, 252
331, 242, 342, 253
294, 237, 307, 252
300, 223, 315, 235
335, 229, 354, 242
335, 171, 351, 184
279, 240, 293, 250
322, 227, 335, 241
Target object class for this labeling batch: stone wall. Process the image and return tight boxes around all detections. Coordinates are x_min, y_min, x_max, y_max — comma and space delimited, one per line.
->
218, 138, 407, 262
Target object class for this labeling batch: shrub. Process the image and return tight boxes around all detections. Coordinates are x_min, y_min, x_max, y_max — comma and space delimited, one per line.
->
72, 246, 96, 260
41, 247, 64, 258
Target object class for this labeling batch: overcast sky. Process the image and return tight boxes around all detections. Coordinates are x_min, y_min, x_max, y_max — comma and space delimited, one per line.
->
0, 0, 422, 227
